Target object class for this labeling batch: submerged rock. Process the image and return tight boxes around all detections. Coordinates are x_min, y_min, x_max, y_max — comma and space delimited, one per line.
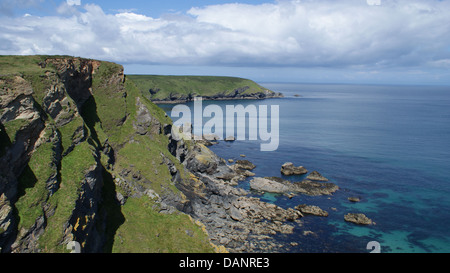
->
280, 162, 308, 176
348, 197, 361, 202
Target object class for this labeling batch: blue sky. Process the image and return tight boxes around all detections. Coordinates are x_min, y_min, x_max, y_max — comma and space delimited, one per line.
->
1, 0, 450, 85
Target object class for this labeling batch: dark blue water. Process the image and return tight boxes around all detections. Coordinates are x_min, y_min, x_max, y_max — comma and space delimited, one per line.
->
160, 83, 450, 253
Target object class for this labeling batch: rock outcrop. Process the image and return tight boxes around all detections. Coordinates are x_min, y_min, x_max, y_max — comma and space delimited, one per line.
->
249, 176, 339, 196
295, 205, 329, 217
281, 162, 308, 176
344, 213, 373, 225
306, 171, 329, 181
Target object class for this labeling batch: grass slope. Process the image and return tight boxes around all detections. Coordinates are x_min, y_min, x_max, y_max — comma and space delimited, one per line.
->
127, 74, 273, 101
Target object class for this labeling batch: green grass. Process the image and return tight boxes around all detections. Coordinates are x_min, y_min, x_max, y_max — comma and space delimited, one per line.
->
112, 196, 214, 253
3, 118, 29, 140
38, 141, 96, 252
0, 55, 49, 75
127, 75, 273, 101
15, 127, 57, 231
58, 115, 84, 155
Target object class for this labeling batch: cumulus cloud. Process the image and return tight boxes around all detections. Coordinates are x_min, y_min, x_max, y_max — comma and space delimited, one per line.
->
0, 0, 449, 70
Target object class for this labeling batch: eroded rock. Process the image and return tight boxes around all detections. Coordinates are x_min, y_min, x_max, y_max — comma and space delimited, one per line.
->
281, 162, 308, 176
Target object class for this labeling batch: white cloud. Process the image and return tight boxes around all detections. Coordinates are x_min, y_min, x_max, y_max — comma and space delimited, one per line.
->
66, 0, 81, 6
0, 0, 449, 71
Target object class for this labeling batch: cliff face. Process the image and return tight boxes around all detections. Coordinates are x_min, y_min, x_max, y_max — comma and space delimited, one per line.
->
0, 56, 301, 253
0, 56, 215, 253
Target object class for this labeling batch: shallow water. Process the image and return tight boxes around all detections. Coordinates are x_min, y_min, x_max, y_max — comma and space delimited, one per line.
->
160, 83, 450, 253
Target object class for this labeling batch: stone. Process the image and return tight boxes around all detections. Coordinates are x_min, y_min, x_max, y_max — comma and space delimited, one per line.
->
348, 197, 361, 202
235, 160, 256, 170
344, 213, 373, 225
280, 162, 308, 176
295, 204, 329, 217
306, 171, 329, 181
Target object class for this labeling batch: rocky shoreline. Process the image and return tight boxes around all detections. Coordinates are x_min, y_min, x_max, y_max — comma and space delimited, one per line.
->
151, 91, 284, 104
168, 131, 374, 252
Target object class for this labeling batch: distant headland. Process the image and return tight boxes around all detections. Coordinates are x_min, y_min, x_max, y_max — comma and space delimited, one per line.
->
127, 75, 283, 104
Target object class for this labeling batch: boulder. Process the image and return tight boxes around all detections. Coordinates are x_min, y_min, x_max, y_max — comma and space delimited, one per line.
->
295, 204, 329, 217
235, 160, 256, 170
281, 162, 307, 176
306, 171, 329, 181
344, 213, 373, 225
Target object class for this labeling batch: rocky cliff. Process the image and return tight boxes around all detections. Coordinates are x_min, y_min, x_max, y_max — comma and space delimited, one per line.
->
0, 55, 307, 253
0, 55, 213, 253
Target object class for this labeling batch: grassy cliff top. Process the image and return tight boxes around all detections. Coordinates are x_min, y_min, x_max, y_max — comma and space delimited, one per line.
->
127, 74, 277, 102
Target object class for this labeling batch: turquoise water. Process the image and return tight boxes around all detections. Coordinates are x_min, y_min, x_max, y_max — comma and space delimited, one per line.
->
160, 83, 450, 253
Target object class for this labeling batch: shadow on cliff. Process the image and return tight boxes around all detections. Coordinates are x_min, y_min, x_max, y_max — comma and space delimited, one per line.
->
79, 96, 102, 149
77, 96, 125, 252
100, 168, 125, 253
0, 122, 38, 253
0, 122, 11, 158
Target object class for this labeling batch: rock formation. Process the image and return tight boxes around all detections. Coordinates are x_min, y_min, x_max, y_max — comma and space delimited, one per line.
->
344, 213, 373, 225
280, 162, 308, 176
249, 176, 339, 196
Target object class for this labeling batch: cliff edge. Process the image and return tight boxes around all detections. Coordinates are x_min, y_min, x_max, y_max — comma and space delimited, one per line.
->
0, 55, 302, 253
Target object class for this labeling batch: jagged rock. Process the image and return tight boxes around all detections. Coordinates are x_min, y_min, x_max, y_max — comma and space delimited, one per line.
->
281, 162, 308, 176
295, 205, 329, 217
306, 171, 329, 181
344, 213, 373, 225
133, 97, 161, 135
234, 160, 256, 170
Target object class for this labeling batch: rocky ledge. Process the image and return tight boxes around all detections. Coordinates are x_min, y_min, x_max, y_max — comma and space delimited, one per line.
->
173, 141, 304, 252
249, 176, 339, 196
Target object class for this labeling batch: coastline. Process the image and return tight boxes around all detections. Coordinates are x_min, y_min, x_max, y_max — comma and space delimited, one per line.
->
152, 93, 284, 104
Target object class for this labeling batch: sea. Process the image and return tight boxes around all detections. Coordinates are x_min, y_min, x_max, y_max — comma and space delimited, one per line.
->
159, 83, 450, 253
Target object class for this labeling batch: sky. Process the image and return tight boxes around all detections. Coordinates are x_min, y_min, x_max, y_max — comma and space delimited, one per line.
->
1, 0, 450, 85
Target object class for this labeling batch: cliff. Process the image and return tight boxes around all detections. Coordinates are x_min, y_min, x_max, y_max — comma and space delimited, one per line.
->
0, 55, 217, 253
0, 55, 303, 253
127, 75, 283, 103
